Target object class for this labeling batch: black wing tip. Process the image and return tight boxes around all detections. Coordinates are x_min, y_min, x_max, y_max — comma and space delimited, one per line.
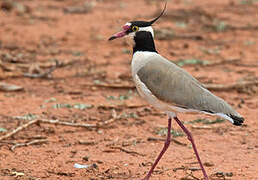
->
230, 114, 244, 126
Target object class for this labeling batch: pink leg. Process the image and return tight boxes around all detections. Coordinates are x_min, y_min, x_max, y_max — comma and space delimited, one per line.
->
174, 117, 209, 180
142, 117, 172, 180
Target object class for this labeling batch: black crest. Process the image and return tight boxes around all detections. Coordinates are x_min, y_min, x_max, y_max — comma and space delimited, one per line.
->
130, 2, 167, 27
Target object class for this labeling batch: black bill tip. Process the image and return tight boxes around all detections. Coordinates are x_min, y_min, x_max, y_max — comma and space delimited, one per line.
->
108, 36, 116, 41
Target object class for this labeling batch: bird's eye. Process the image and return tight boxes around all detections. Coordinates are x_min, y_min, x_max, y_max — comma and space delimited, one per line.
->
132, 26, 139, 32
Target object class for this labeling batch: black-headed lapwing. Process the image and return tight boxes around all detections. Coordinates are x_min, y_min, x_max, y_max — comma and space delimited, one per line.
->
108, 3, 244, 180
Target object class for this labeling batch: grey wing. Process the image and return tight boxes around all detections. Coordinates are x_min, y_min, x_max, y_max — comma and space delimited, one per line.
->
136, 57, 239, 116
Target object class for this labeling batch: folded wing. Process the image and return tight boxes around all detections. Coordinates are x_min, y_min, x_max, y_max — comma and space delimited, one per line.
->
136, 54, 244, 125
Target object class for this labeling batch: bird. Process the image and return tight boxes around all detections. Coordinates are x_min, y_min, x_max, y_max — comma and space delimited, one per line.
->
108, 3, 244, 180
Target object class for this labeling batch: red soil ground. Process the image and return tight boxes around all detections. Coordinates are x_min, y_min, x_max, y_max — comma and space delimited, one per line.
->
0, 0, 257, 179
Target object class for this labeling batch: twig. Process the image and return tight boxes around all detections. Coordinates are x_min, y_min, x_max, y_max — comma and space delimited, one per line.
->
147, 137, 187, 146
204, 80, 258, 91
0, 141, 16, 145
39, 119, 102, 128
11, 139, 48, 151
0, 111, 118, 141
23, 60, 59, 78
0, 119, 39, 141
110, 146, 145, 156
39, 117, 117, 129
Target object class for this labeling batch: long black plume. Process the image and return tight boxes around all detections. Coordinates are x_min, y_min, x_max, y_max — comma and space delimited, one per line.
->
149, 1, 167, 25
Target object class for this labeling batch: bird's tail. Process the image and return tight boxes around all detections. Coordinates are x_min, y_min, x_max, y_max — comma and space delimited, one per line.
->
215, 112, 244, 126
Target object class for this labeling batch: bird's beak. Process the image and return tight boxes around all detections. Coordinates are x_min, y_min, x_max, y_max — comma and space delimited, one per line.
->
108, 25, 130, 41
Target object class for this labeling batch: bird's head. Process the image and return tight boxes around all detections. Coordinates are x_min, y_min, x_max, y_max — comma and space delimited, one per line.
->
108, 3, 166, 41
